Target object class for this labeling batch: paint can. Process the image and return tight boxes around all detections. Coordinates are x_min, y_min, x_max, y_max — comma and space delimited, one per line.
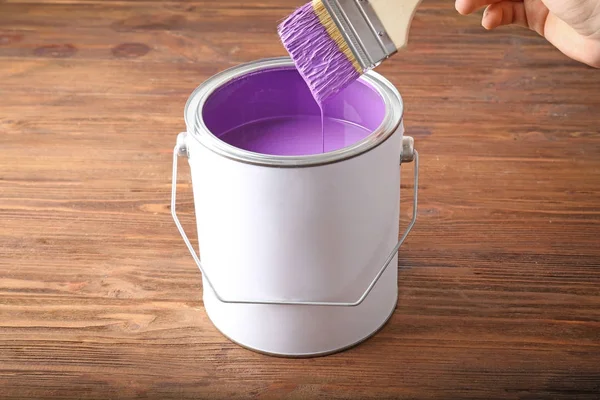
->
171, 57, 418, 357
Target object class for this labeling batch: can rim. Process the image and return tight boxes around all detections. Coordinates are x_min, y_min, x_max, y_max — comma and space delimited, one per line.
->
184, 57, 404, 167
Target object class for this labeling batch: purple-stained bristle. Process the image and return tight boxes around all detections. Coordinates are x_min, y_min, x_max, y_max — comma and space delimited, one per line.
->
277, 3, 360, 105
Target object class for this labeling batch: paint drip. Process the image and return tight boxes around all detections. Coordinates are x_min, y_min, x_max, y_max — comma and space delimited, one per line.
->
319, 104, 325, 152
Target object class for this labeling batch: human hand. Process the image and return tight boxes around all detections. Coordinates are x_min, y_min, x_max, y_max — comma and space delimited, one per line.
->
455, 0, 600, 68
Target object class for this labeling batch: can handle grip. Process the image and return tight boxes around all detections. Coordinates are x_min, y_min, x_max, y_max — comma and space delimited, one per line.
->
171, 132, 418, 307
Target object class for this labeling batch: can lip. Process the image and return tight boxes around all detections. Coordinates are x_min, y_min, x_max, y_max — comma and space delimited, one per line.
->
184, 57, 404, 168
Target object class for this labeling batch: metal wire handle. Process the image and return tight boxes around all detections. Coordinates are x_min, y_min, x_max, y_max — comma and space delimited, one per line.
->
171, 137, 419, 307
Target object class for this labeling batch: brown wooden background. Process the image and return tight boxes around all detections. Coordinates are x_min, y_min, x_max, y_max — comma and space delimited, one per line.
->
1, 0, 599, 399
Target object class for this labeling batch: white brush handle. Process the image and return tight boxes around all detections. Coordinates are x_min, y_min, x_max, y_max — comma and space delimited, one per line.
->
369, 0, 422, 50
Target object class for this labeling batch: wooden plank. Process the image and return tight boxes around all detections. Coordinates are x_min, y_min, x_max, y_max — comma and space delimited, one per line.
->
1, 0, 599, 399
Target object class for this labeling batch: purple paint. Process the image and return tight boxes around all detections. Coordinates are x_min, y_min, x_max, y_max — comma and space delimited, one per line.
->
202, 67, 385, 156
277, 3, 359, 105
219, 116, 370, 156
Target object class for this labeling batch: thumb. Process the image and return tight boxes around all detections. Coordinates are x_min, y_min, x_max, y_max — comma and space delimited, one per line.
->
543, 11, 600, 67
541, 0, 600, 38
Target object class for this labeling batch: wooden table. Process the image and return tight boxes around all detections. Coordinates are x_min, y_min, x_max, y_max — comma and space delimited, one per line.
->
1, 1, 599, 398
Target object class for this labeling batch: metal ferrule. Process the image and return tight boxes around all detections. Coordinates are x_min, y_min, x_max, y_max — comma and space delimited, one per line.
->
322, 0, 397, 71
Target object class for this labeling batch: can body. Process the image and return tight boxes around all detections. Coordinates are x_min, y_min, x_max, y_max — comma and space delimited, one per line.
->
179, 57, 410, 356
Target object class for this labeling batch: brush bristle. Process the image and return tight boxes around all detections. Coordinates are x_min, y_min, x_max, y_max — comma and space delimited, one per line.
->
277, 0, 363, 105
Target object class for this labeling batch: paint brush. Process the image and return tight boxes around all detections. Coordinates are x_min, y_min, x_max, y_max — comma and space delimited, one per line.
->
277, 0, 421, 104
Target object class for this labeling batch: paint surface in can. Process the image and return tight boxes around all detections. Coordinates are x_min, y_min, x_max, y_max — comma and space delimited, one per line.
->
202, 68, 386, 156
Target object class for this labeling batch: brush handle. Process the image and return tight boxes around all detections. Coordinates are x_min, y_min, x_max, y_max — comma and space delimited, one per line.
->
369, 0, 422, 50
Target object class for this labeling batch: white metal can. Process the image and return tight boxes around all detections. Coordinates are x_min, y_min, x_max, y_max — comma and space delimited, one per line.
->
171, 57, 418, 357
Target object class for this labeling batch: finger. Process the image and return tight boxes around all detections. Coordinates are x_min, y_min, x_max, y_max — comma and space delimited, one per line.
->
481, 1, 528, 30
523, 0, 550, 36
455, 0, 512, 15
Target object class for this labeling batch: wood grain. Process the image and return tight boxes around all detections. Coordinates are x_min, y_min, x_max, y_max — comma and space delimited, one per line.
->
1, 0, 599, 399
